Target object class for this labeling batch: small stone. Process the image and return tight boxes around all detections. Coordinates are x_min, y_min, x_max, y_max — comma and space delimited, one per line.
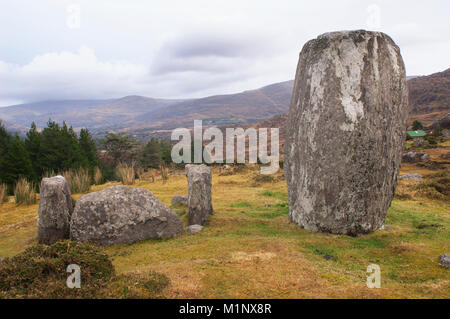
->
402, 152, 427, 163
380, 224, 392, 230
171, 194, 188, 206
187, 224, 203, 235
438, 254, 450, 268
398, 173, 423, 181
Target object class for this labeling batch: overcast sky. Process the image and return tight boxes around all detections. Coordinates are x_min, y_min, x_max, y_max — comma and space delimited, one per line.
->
0, 0, 448, 106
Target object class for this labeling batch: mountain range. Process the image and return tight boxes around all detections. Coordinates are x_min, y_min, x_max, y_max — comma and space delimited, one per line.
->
0, 68, 448, 140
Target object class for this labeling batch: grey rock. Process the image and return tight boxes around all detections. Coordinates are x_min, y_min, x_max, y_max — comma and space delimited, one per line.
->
171, 194, 188, 206
402, 151, 428, 163
37, 176, 73, 245
185, 164, 213, 225
186, 224, 203, 234
380, 224, 392, 230
413, 139, 423, 147
222, 165, 231, 169
438, 254, 450, 268
285, 30, 409, 235
0, 257, 4, 262
398, 173, 423, 181
70, 185, 183, 245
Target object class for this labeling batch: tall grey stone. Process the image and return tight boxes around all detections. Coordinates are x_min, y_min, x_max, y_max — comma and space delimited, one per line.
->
70, 185, 183, 245
185, 164, 213, 225
37, 176, 73, 244
285, 30, 409, 235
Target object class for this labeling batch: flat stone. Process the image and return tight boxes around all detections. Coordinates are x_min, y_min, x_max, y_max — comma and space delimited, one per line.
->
398, 173, 423, 181
186, 224, 203, 235
70, 185, 183, 245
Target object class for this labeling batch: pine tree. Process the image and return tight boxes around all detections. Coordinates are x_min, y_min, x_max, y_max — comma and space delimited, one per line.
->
79, 128, 99, 172
1, 135, 35, 186
0, 121, 12, 184
139, 138, 162, 168
25, 122, 42, 181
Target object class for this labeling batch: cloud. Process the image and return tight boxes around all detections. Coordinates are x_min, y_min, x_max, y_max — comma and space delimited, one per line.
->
0, 46, 149, 104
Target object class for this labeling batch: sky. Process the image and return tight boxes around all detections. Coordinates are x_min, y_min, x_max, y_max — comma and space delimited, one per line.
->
0, 0, 449, 106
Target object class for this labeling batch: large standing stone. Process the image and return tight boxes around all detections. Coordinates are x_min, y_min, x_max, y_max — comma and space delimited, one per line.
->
70, 185, 183, 245
37, 176, 73, 244
185, 164, 213, 225
285, 30, 409, 235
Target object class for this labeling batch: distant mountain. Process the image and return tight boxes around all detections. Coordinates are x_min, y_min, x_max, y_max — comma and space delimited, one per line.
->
0, 81, 294, 139
0, 96, 181, 132
0, 68, 447, 139
407, 68, 450, 126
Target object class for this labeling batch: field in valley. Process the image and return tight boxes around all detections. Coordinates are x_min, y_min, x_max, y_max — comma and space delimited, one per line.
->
0, 143, 449, 299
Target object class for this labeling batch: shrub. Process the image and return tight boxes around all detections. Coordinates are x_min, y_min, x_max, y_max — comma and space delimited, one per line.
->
63, 168, 91, 194
117, 162, 135, 185
0, 241, 115, 298
0, 183, 7, 204
93, 166, 102, 185
14, 177, 36, 205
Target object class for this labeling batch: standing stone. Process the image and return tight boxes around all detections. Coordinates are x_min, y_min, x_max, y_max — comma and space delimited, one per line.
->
285, 30, 409, 235
185, 164, 213, 225
37, 176, 73, 244
70, 185, 183, 245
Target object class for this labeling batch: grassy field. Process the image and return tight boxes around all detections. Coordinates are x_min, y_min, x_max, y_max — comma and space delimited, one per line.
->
0, 145, 449, 298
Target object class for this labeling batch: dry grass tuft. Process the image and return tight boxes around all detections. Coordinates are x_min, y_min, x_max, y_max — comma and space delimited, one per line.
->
159, 165, 169, 183
14, 178, 36, 205
63, 168, 91, 194
117, 162, 135, 185
93, 166, 102, 185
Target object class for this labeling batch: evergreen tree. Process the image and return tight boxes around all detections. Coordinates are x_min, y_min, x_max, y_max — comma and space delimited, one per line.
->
39, 120, 84, 172
139, 138, 162, 168
1, 135, 35, 186
79, 128, 98, 168
412, 120, 424, 130
25, 122, 42, 181
0, 121, 12, 183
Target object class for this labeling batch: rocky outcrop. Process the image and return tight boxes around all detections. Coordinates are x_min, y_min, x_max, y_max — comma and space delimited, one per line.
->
37, 176, 73, 244
171, 194, 188, 206
70, 185, 183, 245
285, 30, 409, 235
185, 164, 213, 225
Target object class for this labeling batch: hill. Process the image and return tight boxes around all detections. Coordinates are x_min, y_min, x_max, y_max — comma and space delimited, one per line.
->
408, 68, 450, 126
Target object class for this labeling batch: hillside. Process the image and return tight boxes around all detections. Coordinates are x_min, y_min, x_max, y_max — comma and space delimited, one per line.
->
408, 68, 450, 126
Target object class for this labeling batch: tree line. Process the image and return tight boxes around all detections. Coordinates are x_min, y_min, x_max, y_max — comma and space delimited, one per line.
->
0, 120, 174, 194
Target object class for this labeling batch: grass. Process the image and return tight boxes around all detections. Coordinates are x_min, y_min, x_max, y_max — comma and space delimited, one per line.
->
0, 144, 449, 298
14, 178, 36, 205
117, 162, 135, 185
